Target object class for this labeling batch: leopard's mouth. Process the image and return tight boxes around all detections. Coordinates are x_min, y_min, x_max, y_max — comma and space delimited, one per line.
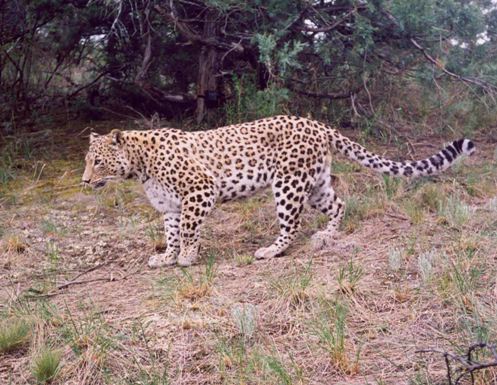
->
92, 179, 107, 189
82, 178, 108, 189
89, 176, 121, 189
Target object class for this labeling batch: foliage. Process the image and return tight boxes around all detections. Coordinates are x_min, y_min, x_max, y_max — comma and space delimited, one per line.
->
1, 0, 496, 125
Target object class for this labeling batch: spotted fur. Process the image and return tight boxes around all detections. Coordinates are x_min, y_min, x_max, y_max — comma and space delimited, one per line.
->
82, 115, 475, 267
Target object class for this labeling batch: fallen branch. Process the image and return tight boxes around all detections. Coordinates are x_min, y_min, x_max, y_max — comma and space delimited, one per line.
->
19, 260, 118, 299
56, 277, 117, 290
416, 343, 497, 384
56, 261, 114, 290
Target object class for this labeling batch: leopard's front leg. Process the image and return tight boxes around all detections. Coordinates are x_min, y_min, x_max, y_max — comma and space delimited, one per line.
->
177, 188, 217, 267
148, 211, 181, 268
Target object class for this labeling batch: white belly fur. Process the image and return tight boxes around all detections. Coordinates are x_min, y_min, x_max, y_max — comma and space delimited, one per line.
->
143, 179, 180, 212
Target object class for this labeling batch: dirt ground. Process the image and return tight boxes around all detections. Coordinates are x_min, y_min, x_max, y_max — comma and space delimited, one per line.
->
1, 122, 497, 385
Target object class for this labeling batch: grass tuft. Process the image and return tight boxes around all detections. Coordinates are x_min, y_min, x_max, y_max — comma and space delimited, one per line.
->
342, 191, 386, 233
145, 223, 166, 251
231, 303, 258, 340
403, 200, 424, 225
263, 355, 292, 385
0, 319, 31, 354
382, 175, 402, 199
437, 195, 471, 229
177, 254, 217, 300
270, 260, 313, 307
337, 260, 364, 294
417, 184, 446, 212
313, 299, 359, 374
32, 348, 62, 384
234, 253, 254, 266
388, 248, 403, 272
3, 234, 27, 254
417, 249, 441, 284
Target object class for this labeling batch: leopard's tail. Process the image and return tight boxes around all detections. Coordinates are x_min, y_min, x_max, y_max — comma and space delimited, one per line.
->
325, 126, 475, 177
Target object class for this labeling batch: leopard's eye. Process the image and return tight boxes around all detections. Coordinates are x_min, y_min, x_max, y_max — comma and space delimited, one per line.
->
94, 159, 101, 166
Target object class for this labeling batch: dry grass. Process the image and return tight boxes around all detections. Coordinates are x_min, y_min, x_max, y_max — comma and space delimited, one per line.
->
1, 123, 497, 384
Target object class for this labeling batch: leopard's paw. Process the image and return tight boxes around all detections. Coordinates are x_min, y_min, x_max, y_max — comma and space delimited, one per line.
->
148, 252, 177, 268
310, 230, 336, 251
254, 245, 280, 260
177, 245, 200, 267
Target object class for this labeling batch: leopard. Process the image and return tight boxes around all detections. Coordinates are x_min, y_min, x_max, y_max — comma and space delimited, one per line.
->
82, 115, 475, 267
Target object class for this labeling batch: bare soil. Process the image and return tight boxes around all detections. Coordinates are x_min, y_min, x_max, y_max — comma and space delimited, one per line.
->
1, 123, 497, 385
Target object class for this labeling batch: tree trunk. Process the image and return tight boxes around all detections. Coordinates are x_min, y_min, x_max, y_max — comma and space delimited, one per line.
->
195, 11, 218, 124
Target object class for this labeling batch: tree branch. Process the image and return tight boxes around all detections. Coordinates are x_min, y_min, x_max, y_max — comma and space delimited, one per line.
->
154, 4, 244, 53
409, 37, 497, 95
135, 7, 153, 85
381, 8, 497, 95
66, 70, 109, 99
299, 8, 357, 33
287, 81, 361, 100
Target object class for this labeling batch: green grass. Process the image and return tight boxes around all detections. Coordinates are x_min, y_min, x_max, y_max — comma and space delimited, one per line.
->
0, 137, 34, 186
45, 240, 60, 268
312, 299, 359, 374
145, 223, 165, 251
215, 337, 300, 385
403, 200, 425, 225
341, 193, 386, 233
126, 321, 171, 385
0, 319, 31, 354
342, 196, 368, 233
269, 260, 314, 307
130, 369, 170, 385
177, 254, 217, 301
263, 355, 292, 385
32, 348, 62, 384
382, 175, 402, 199
234, 253, 254, 266
0, 153, 15, 185
337, 259, 364, 294
437, 195, 471, 229
40, 219, 66, 236
416, 183, 446, 212
331, 160, 362, 174
59, 302, 115, 366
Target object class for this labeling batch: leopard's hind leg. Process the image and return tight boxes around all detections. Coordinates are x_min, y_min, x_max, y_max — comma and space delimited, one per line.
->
255, 172, 314, 259
308, 171, 345, 250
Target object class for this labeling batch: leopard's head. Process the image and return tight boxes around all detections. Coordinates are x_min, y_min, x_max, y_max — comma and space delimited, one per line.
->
82, 130, 132, 189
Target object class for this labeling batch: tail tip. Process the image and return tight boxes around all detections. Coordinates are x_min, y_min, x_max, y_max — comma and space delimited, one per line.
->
462, 138, 475, 156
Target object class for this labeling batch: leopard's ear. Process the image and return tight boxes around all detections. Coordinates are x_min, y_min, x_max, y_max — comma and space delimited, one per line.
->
89, 132, 99, 143
110, 129, 124, 146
